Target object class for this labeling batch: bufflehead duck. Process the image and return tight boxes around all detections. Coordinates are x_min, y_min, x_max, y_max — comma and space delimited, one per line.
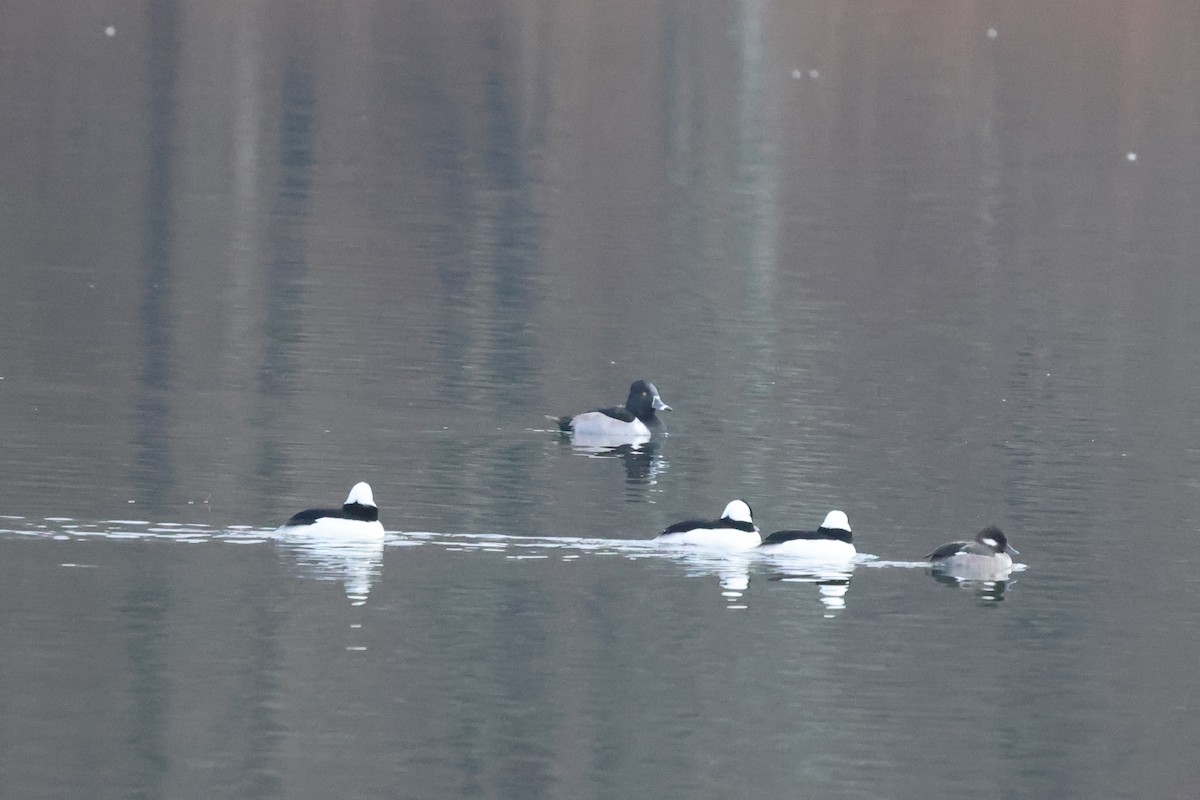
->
758, 510, 854, 560
549, 380, 671, 437
926, 526, 1017, 578
278, 482, 384, 536
655, 499, 761, 550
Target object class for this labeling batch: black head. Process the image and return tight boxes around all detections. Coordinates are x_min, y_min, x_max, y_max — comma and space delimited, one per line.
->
976, 526, 1017, 555
625, 380, 671, 422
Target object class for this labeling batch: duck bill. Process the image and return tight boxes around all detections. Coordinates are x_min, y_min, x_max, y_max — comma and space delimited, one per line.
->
653, 396, 672, 411
1005, 544, 1019, 555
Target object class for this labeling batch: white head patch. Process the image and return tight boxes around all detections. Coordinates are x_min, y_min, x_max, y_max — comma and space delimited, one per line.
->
821, 510, 851, 532
722, 499, 753, 524
981, 537, 997, 548
345, 482, 376, 507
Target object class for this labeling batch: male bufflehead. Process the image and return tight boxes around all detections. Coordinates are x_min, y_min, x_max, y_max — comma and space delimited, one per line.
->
655, 499, 761, 550
926, 526, 1017, 577
758, 510, 854, 560
550, 380, 671, 437
278, 482, 384, 536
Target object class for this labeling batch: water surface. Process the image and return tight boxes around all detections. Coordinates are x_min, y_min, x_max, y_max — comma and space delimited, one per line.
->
3, 1, 1200, 798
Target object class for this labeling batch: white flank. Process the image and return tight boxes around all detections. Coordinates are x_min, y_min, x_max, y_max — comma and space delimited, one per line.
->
934, 552, 1013, 581
569, 412, 652, 437
760, 538, 855, 561
657, 527, 762, 551
280, 516, 384, 538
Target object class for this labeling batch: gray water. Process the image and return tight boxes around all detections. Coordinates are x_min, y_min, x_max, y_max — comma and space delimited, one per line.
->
3, 2, 1200, 798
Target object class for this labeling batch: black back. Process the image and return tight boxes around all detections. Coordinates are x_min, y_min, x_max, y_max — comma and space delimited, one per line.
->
660, 515, 757, 536
285, 500, 378, 526
925, 540, 970, 560
596, 405, 638, 424
761, 526, 852, 545
660, 518, 710, 535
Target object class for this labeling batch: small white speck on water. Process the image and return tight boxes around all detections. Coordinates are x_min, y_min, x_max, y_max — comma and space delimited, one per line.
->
1126, 151, 1138, 162
987, 27, 998, 39
809, 69, 820, 79
105, 26, 116, 37
792, 69, 803, 79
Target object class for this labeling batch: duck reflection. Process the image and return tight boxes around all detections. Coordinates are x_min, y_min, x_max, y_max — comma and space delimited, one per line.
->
927, 566, 1012, 602
657, 549, 752, 608
278, 528, 384, 606
561, 434, 669, 485
762, 558, 856, 616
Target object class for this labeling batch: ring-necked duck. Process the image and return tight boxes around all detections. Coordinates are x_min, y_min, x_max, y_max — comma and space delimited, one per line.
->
550, 380, 671, 436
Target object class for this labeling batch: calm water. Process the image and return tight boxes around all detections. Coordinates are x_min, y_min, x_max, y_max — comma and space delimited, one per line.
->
3, 1, 1200, 798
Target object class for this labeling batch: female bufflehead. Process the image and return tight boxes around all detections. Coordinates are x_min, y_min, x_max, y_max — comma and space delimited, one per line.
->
926, 526, 1018, 577
550, 380, 671, 437
758, 510, 854, 560
655, 499, 761, 550
279, 482, 384, 536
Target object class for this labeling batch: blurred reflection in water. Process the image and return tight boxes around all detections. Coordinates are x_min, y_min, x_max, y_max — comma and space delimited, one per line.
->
557, 435, 670, 492
278, 528, 385, 606
251, 64, 318, 503
132, 0, 180, 511
646, 548, 754, 608
765, 561, 857, 617
928, 568, 1018, 604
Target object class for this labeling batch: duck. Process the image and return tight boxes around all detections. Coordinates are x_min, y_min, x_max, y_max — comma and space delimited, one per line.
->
926, 526, 1017, 578
549, 380, 671, 437
654, 499, 760, 550
278, 482, 384, 536
758, 510, 854, 560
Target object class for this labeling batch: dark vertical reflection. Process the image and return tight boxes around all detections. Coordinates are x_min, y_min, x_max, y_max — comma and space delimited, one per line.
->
428, 90, 473, 401
478, 23, 543, 532
133, 0, 180, 510
252, 64, 317, 500
121, 570, 172, 800
235, 581, 284, 799
480, 24, 540, 409
410, 8, 545, 535
428, 17, 542, 411
492, 593, 554, 800
660, 0, 709, 280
